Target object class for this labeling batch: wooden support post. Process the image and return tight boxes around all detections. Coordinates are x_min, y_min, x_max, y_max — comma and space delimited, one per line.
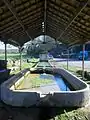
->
82, 44, 85, 80
19, 47, 22, 71
67, 48, 69, 70
5, 42, 7, 69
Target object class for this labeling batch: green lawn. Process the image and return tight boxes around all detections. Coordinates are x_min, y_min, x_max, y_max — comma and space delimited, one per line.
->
52, 108, 89, 120
0, 53, 21, 60
0, 53, 38, 74
9, 61, 37, 75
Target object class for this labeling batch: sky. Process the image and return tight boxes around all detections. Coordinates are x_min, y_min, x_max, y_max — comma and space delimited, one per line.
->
0, 41, 18, 49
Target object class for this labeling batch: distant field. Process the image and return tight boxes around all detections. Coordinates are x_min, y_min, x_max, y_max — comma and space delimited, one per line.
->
0, 53, 27, 60
0, 53, 38, 74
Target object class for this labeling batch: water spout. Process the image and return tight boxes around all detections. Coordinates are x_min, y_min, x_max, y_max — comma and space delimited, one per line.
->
43, 66, 46, 73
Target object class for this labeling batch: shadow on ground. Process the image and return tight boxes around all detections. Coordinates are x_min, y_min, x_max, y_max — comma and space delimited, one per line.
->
0, 102, 77, 120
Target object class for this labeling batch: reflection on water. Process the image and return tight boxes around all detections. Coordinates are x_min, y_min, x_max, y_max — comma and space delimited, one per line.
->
40, 73, 70, 91
54, 75, 70, 91
40, 73, 54, 80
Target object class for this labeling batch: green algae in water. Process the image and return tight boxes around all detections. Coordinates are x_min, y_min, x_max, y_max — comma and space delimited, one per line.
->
16, 73, 54, 89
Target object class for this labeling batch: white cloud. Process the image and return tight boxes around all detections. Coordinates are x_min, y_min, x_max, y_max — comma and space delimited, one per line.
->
0, 41, 18, 49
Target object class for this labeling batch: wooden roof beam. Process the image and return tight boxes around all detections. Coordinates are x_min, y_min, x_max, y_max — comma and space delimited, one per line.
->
0, 15, 43, 32
61, 32, 79, 40
47, 23, 63, 33
47, 13, 68, 26
20, 9, 43, 21
47, 19, 66, 30
0, 3, 43, 22
69, 26, 90, 38
47, 4, 73, 18
16, 0, 42, 13
0, 21, 19, 32
47, 12, 69, 27
25, 19, 43, 27
64, 29, 85, 39
2, 0, 32, 41
69, 40, 83, 46
22, 13, 43, 23
63, 31, 89, 45
47, 16, 67, 27
47, 28, 57, 35
70, 24, 90, 36
49, 0, 75, 15
0, 34, 20, 46
56, 0, 89, 41
47, 29, 58, 38
3, 20, 42, 36
47, 9, 70, 22
0, 25, 21, 34
73, 20, 90, 28
11, 26, 42, 39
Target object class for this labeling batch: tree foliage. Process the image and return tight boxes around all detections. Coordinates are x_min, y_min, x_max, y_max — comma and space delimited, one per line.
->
26, 35, 56, 56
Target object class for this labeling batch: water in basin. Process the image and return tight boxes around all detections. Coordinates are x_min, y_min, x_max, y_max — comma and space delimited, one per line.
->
40, 73, 70, 91
37, 62, 51, 68
15, 73, 73, 92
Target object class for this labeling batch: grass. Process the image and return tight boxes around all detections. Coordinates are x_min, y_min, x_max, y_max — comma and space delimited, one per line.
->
0, 53, 38, 60
59, 63, 90, 81
58, 63, 83, 78
53, 108, 89, 120
0, 53, 39, 75
0, 53, 21, 60
9, 62, 37, 75
7, 60, 36, 75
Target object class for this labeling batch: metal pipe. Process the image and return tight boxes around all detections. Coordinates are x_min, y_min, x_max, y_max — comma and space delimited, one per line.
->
5, 42, 7, 69
82, 44, 85, 80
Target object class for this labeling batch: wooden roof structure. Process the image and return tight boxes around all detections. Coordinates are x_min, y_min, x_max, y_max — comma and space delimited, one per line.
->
0, 0, 90, 46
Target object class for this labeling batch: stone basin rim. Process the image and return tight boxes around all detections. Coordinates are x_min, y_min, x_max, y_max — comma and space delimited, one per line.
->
0, 68, 89, 107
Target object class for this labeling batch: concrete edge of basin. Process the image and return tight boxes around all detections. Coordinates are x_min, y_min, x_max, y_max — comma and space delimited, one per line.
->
48, 68, 90, 107
0, 68, 90, 107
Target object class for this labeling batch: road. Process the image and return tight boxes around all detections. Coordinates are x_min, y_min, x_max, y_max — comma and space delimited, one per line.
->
50, 58, 90, 71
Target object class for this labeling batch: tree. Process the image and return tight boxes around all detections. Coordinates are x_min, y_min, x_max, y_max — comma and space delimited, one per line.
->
26, 35, 56, 57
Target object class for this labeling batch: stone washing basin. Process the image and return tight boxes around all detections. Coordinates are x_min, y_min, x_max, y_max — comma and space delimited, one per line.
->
0, 68, 89, 107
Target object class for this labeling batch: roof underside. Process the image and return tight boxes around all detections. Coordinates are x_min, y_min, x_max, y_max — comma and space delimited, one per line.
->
0, 0, 90, 46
